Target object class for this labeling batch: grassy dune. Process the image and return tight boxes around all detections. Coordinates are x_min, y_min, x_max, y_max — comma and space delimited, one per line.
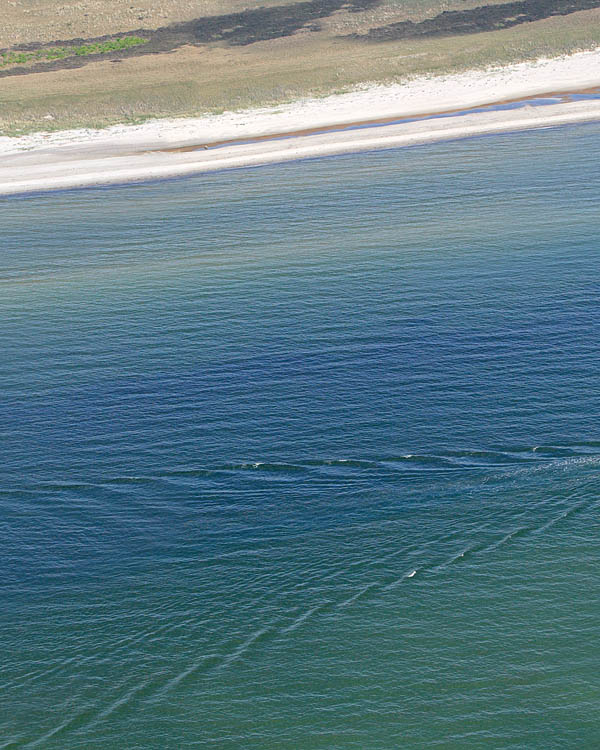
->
1, 0, 599, 134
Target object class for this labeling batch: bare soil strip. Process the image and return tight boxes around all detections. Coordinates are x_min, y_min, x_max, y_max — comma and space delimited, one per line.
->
355, 0, 600, 42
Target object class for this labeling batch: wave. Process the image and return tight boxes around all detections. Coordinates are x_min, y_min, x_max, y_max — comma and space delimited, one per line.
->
11, 441, 600, 494
113, 442, 600, 480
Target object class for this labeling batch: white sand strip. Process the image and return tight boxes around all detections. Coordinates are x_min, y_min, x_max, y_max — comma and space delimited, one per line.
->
2, 100, 600, 196
1, 48, 599, 195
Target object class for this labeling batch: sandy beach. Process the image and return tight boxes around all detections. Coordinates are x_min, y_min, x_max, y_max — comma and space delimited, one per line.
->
1, 48, 600, 196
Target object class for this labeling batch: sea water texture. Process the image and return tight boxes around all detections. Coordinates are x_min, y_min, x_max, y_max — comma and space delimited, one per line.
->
2, 123, 600, 749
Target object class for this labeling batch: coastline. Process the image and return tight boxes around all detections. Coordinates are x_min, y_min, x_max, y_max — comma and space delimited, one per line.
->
1, 48, 600, 196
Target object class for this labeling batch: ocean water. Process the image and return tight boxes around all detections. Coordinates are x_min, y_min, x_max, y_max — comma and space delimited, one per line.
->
2, 123, 600, 749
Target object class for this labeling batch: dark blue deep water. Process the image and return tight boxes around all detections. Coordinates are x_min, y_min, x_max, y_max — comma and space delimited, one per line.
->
2, 123, 600, 748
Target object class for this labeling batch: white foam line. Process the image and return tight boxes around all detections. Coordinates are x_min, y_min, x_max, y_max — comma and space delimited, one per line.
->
484, 527, 526, 553
281, 604, 325, 634
532, 499, 590, 534
432, 546, 474, 572
314, 527, 471, 588
22, 716, 76, 749
337, 583, 376, 608
22, 671, 147, 747
383, 569, 418, 591
217, 627, 271, 671
83, 679, 152, 728
150, 654, 218, 701
0, 736, 26, 749
154, 628, 270, 698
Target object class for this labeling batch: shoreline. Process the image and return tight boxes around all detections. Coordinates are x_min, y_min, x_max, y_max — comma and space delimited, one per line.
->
1, 48, 600, 196
157, 83, 600, 153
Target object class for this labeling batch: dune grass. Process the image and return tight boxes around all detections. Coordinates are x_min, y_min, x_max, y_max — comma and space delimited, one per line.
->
0, 36, 147, 70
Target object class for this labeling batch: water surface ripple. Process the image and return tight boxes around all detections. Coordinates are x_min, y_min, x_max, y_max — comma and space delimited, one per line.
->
2, 124, 600, 748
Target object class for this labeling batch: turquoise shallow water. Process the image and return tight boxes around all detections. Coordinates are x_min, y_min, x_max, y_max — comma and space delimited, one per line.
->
2, 123, 600, 748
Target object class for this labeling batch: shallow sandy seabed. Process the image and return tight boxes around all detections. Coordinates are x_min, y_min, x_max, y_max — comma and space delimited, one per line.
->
1, 48, 599, 195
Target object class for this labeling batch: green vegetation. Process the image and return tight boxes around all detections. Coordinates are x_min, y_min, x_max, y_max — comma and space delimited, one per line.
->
0, 36, 147, 69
